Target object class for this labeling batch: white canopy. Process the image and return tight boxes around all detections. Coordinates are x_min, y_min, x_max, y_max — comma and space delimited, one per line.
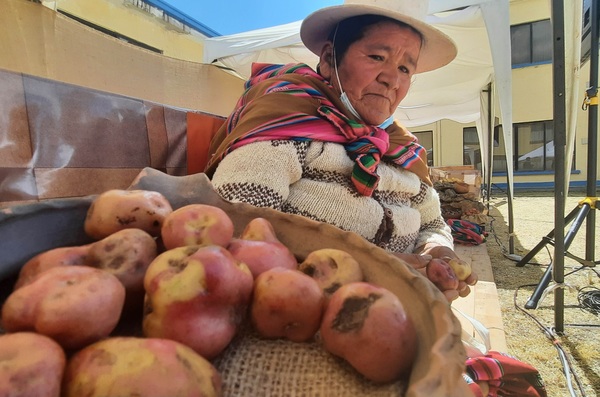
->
203, 0, 514, 199
202, 0, 521, 252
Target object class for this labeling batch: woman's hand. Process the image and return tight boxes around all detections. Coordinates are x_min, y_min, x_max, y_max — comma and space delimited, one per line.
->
394, 245, 478, 302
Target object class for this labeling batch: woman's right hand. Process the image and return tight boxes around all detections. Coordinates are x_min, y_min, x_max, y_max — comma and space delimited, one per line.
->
392, 253, 472, 302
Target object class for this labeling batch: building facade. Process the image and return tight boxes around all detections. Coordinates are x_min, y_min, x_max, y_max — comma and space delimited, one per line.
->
34, 0, 600, 192
415, 0, 599, 193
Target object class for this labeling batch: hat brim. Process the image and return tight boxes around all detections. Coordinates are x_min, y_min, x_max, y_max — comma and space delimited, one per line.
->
300, 5, 457, 74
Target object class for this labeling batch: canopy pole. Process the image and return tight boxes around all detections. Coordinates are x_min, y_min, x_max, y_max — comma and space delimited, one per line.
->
486, 83, 494, 204
585, 0, 599, 262
551, 0, 567, 333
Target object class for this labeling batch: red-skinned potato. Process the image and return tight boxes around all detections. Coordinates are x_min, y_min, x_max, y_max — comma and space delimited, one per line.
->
13, 244, 91, 290
161, 204, 234, 250
0, 332, 66, 397
237, 217, 279, 243
319, 282, 418, 383
227, 217, 297, 278
143, 245, 253, 359
298, 248, 364, 298
62, 337, 222, 397
426, 258, 460, 291
84, 189, 173, 239
86, 228, 157, 312
251, 267, 325, 342
227, 239, 297, 278
448, 258, 472, 281
2, 265, 125, 350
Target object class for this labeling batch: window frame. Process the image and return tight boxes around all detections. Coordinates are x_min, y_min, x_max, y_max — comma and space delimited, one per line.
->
511, 19, 553, 68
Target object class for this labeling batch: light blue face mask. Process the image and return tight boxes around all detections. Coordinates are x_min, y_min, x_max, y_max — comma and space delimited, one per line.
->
378, 114, 395, 129
337, 73, 395, 129
333, 38, 394, 130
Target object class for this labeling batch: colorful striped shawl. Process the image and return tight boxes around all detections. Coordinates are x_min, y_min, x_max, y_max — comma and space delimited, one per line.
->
205, 63, 431, 195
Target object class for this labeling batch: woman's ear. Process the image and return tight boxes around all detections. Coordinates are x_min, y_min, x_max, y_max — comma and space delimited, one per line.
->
318, 42, 334, 80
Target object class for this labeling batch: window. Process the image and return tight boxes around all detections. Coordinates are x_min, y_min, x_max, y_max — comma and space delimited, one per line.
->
511, 19, 552, 67
413, 131, 433, 166
463, 127, 481, 169
464, 121, 575, 174
462, 127, 501, 171
515, 121, 555, 171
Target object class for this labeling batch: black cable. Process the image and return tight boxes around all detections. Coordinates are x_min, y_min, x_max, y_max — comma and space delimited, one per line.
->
486, 197, 596, 395
514, 284, 588, 397
578, 286, 600, 316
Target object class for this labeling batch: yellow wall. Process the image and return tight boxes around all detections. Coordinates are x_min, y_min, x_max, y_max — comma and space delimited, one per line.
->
509, 0, 550, 24
42, 0, 205, 63
15, 0, 600, 190
512, 65, 553, 121
430, 0, 599, 191
1, 0, 244, 116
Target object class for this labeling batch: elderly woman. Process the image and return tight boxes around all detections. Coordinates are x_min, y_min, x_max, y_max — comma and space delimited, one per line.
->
205, 3, 476, 301
205, 4, 550, 393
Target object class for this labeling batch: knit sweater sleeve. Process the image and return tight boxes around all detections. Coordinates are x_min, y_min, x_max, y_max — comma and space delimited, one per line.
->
412, 180, 454, 250
210, 140, 306, 210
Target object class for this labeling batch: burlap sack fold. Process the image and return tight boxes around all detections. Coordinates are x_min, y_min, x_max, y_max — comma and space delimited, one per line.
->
0, 168, 470, 397
129, 168, 469, 397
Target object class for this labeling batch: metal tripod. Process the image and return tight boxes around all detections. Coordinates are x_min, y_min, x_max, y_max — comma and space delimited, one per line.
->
516, 198, 599, 309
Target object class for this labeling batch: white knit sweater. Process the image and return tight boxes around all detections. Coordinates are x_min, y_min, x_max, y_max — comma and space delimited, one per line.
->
211, 139, 453, 254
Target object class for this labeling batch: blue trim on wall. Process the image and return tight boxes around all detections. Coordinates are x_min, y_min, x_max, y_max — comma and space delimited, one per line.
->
491, 180, 600, 192
511, 60, 552, 69
142, 0, 221, 37
493, 170, 582, 177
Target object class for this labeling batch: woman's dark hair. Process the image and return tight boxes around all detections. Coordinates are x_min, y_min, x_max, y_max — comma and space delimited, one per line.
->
327, 14, 423, 64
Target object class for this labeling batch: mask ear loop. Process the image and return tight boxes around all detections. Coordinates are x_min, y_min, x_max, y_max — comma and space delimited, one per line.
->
332, 23, 363, 121
332, 24, 344, 94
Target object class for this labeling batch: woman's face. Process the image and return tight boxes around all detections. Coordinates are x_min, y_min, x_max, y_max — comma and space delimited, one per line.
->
320, 21, 422, 126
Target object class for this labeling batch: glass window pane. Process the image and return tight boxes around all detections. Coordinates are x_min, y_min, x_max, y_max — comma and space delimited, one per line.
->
530, 123, 545, 143
511, 24, 531, 65
463, 127, 481, 169
516, 122, 545, 171
463, 127, 479, 144
544, 142, 555, 170
532, 20, 553, 63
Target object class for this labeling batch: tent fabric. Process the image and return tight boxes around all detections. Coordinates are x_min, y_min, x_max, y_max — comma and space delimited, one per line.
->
202, 1, 514, 184
202, 5, 501, 129
564, 1, 583, 189
480, 1, 513, 198
201, 0, 517, 250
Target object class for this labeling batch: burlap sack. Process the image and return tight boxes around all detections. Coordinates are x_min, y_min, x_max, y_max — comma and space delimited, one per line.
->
0, 168, 470, 397
129, 168, 470, 397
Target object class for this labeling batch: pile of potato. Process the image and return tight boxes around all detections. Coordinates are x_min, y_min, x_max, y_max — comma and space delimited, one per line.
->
0, 189, 421, 397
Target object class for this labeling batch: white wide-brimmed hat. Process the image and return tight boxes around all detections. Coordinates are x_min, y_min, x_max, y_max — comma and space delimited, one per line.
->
300, 0, 457, 73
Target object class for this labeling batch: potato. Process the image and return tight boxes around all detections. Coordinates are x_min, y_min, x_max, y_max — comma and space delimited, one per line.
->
143, 245, 253, 359
448, 258, 472, 281
426, 258, 460, 291
251, 267, 325, 342
86, 228, 157, 312
227, 217, 297, 278
237, 217, 280, 243
14, 244, 91, 290
227, 238, 298, 278
84, 189, 173, 239
161, 204, 234, 250
298, 248, 363, 297
2, 265, 125, 350
319, 282, 417, 383
0, 332, 66, 397
62, 337, 222, 397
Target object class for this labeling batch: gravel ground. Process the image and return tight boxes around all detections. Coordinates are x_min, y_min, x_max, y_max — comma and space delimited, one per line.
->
484, 190, 600, 397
